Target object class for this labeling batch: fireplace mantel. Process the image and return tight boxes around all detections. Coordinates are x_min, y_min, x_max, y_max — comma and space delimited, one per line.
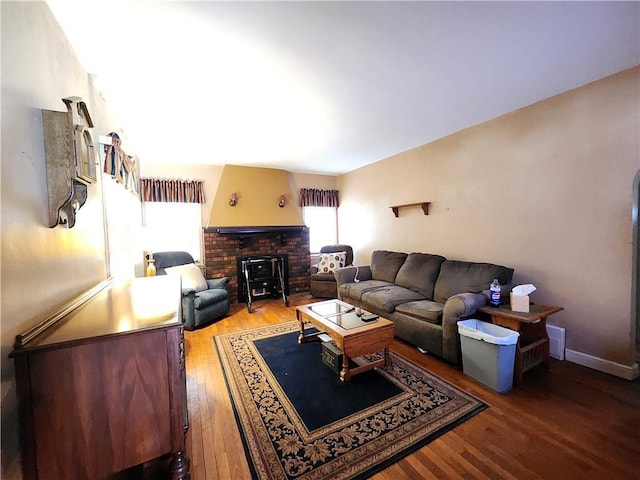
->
206, 225, 306, 235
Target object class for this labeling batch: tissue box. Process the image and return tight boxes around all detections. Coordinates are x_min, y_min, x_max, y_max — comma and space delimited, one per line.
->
510, 293, 530, 312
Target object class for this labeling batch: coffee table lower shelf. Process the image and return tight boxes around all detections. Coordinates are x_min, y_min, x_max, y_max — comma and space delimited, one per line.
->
296, 300, 394, 382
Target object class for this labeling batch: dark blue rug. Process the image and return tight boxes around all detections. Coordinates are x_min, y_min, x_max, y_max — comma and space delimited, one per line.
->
215, 321, 487, 480
253, 328, 404, 431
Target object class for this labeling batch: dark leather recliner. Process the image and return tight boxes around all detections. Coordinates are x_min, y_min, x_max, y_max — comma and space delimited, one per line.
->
152, 251, 230, 329
310, 244, 354, 298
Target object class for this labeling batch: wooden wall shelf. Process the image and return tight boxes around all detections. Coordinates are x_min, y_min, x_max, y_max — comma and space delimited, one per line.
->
390, 202, 430, 217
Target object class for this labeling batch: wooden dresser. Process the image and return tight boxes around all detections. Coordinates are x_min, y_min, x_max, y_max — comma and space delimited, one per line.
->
9, 276, 190, 480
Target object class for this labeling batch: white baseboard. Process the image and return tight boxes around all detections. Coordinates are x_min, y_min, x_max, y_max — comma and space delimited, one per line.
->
565, 349, 639, 381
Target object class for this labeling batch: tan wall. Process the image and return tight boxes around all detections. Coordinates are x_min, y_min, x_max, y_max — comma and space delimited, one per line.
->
292, 172, 338, 191
141, 163, 338, 228
0, 3, 130, 476
339, 67, 640, 372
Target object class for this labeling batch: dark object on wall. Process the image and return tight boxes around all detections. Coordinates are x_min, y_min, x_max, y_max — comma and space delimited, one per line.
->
42, 96, 96, 228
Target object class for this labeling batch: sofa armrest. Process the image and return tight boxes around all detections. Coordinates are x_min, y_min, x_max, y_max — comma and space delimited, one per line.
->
310, 264, 319, 275
207, 277, 230, 290
182, 286, 196, 296
442, 292, 487, 365
181, 292, 196, 328
334, 265, 372, 286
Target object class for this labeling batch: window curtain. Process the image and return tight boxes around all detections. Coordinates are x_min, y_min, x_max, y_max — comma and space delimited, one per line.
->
299, 188, 340, 207
140, 178, 206, 203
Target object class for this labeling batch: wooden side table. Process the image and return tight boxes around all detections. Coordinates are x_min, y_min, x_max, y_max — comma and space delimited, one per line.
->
477, 303, 563, 385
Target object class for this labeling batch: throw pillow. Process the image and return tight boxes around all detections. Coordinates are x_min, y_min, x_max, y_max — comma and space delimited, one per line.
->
165, 263, 208, 292
317, 251, 347, 274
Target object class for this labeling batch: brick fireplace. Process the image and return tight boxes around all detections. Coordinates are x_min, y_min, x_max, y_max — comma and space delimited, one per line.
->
203, 226, 310, 304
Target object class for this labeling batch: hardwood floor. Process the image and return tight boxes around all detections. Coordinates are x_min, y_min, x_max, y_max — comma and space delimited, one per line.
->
180, 294, 640, 480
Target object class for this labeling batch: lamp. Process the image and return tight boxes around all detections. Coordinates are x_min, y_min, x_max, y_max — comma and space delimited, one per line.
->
229, 192, 238, 207
278, 194, 287, 208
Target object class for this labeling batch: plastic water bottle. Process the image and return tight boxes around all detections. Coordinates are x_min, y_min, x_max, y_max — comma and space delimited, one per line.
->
489, 278, 501, 307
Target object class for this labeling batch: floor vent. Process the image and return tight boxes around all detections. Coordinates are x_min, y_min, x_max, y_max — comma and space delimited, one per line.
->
547, 325, 566, 360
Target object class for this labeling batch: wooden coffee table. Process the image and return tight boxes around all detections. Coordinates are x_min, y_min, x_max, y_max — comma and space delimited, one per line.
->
296, 300, 395, 381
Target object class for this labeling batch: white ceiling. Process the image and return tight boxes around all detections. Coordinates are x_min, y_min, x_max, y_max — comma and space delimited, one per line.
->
46, 1, 639, 175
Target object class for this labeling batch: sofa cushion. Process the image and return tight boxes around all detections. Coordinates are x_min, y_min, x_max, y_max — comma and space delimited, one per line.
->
395, 253, 446, 300
165, 263, 208, 292
395, 300, 444, 324
317, 251, 347, 273
194, 288, 229, 309
339, 280, 391, 301
310, 272, 338, 283
361, 285, 426, 313
433, 260, 515, 304
370, 250, 408, 283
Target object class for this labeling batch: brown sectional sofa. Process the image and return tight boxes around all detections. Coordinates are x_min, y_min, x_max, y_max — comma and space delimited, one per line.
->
334, 250, 514, 365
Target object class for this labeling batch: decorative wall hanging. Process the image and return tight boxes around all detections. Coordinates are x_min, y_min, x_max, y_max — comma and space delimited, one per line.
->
42, 96, 96, 228
103, 132, 139, 194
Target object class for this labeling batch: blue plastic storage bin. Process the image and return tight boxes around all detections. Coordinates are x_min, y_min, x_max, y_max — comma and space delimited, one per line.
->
457, 319, 520, 393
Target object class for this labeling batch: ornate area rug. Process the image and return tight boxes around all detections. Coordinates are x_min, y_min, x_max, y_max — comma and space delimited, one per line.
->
214, 321, 486, 480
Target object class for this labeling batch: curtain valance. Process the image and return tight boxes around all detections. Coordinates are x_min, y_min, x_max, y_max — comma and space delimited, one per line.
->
140, 178, 206, 203
299, 188, 340, 207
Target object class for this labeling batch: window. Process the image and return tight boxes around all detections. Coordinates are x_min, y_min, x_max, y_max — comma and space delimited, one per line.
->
103, 172, 142, 278
303, 206, 337, 253
142, 202, 202, 261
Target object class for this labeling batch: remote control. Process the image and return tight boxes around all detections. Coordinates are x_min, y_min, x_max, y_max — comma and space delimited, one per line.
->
361, 314, 378, 322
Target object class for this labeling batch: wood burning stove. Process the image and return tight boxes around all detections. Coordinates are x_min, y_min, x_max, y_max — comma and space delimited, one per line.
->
236, 254, 289, 312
